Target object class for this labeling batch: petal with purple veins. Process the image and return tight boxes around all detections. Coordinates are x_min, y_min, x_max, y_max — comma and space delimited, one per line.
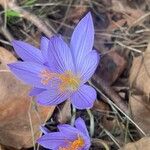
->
12, 40, 44, 64
36, 89, 70, 106
8, 62, 47, 88
70, 12, 94, 70
75, 117, 90, 138
47, 35, 74, 73
37, 132, 70, 149
40, 36, 49, 62
79, 50, 100, 83
71, 84, 96, 109
29, 87, 46, 96
58, 124, 79, 140
58, 124, 91, 149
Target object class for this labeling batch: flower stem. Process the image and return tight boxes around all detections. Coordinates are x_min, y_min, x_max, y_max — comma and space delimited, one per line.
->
71, 106, 76, 126
86, 109, 94, 137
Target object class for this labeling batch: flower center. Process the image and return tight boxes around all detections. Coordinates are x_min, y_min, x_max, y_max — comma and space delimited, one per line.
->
59, 71, 80, 92
59, 136, 84, 150
40, 70, 80, 92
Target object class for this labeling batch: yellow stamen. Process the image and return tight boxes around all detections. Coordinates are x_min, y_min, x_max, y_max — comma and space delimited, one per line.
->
40, 70, 80, 92
59, 136, 84, 150
59, 71, 80, 92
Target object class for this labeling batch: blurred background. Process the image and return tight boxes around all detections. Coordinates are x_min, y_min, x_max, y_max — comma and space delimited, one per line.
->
0, 0, 150, 150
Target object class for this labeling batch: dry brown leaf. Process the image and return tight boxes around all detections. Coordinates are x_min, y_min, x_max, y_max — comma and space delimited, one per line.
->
130, 54, 150, 96
129, 42, 150, 135
0, 145, 5, 150
93, 100, 110, 112
0, 47, 55, 149
0, 47, 17, 64
111, 0, 145, 26
130, 43, 150, 98
129, 95, 150, 135
120, 137, 150, 150
57, 100, 71, 124
95, 51, 126, 85
67, 6, 87, 24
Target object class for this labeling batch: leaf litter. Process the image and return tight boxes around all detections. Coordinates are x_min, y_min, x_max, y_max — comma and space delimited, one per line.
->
0, 0, 150, 149
0, 47, 55, 149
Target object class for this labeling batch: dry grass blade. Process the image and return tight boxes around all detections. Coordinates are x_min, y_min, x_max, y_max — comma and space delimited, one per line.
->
129, 42, 150, 136
116, 41, 142, 53
0, 0, 53, 37
100, 124, 121, 148
92, 138, 111, 150
28, 101, 36, 150
89, 82, 146, 136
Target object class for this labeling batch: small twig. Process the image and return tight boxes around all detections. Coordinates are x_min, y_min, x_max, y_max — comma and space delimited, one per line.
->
36, 104, 55, 150
56, 0, 73, 32
33, 3, 89, 7
116, 41, 142, 53
0, 15, 14, 42
0, 39, 11, 45
28, 102, 36, 150
1, 0, 53, 37
3, 0, 7, 29
89, 81, 146, 136
135, 29, 150, 34
90, 77, 129, 115
124, 119, 129, 144
86, 109, 94, 137
0, 70, 11, 72
129, 12, 150, 30
100, 124, 121, 149
0, 26, 14, 41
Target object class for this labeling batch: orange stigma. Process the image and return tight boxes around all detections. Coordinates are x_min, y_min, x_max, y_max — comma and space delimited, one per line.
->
58, 71, 80, 92
59, 135, 84, 150
40, 70, 80, 92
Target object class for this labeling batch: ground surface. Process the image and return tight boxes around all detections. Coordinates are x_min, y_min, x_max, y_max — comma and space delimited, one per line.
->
0, 0, 150, 150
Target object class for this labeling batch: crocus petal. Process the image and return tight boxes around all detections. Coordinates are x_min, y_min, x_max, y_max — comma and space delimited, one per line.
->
79, 50, 99, 83
37, 132, 70, 149
47, 35, 74, 73
12, 40, 44, 64
37, 117, 91, 150
71, 84, 96, 109
58, 124, 91, 149
40, 36, 49, 62
58, 124, 79, 140
36, 89, 70, 105
70, 12, 94, 70
75, 117, 90, 138
29, 87, 46, 96
8, 62, 47, 88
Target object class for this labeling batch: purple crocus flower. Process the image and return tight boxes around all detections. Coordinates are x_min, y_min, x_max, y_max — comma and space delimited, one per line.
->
8, 12, 99, 109
37, 117, 91, 150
